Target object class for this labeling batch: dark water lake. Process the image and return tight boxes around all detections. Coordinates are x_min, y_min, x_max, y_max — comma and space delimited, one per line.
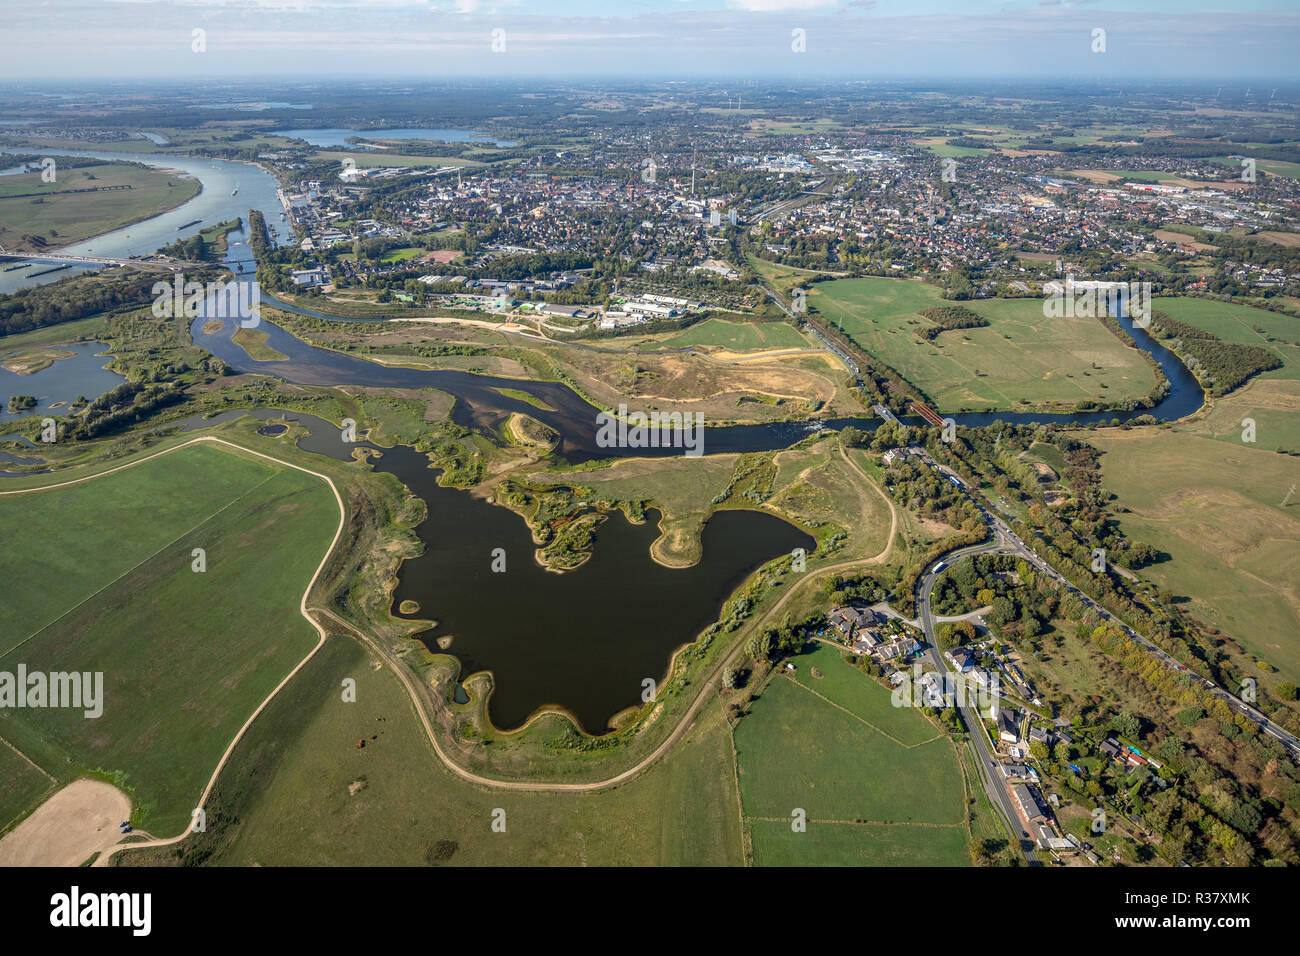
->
176, 286, 1210, 731
174, 407, 813, 732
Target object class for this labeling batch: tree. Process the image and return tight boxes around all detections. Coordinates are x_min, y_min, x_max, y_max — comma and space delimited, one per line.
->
952, 620, 977, 643
746, 631, 774, 663
936, 623, 959, 651
1113, 712, 1143, 741
839, 425, 866, 448
990, 596, 1018, 626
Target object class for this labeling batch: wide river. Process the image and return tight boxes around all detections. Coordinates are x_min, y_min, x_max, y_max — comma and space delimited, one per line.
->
0, 146, 287, 294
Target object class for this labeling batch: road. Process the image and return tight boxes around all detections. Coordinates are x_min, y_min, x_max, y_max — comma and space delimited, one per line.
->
975, 508, 1300, 761
912, 533, 1037, 861
899, 439, 1300, 763
904, 456, 1300, 862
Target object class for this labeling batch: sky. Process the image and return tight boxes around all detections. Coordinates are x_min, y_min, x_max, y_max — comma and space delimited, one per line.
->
0, 0, 1297, 79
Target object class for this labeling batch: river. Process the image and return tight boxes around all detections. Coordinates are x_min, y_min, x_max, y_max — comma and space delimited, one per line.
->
0, 147, 1209, 731
0, 147, 287, 294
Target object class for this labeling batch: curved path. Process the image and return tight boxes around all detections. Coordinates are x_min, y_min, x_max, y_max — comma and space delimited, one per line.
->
0, 436, 347, 865
308, 454, 905, 794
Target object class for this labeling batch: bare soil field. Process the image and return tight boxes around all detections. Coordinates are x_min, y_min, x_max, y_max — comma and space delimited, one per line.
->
0, 779, 131, 867
1154, 229, 1216, 251
1258, 231, 1300, 248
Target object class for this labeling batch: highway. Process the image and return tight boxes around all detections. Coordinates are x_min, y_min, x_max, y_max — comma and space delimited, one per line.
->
913, 531, 1037, 859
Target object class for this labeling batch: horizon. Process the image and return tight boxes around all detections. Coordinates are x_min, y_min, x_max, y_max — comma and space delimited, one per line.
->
1, 0, 1297, 80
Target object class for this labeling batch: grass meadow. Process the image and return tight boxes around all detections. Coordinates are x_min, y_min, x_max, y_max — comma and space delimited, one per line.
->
734, 643, 969, 865
807, 277, 1156, 410
0, 442, 338, 834
122, 634, 745, 866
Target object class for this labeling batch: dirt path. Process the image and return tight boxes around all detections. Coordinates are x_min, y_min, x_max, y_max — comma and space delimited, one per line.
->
303, 446, 905, 795
13, 430, 907, 859
0, 779, 131, 867
0, 436, 347, 866
839, 444, 898, 565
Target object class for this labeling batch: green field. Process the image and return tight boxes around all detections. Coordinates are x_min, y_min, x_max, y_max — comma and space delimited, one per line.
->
0, 160, 201, 252
122, 634, 744, 866
1088, 429, 1300, 683
1154, 296, 1300, 382
1151, 297, 1300, 452
1083, 295, 1300, 685
0, 442, 338, 833
748, 818, 970, 865
640, 318, 812, 352
734, 643, 968, 865
745, 252, 838, 291
379, 247, 424, 263
1210, 157, 1300, 180
808, 277, 1156, 410
0, 742, 55, 834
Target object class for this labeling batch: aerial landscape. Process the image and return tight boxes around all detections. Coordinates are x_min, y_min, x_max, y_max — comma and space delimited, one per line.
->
0, 0, 1296, 933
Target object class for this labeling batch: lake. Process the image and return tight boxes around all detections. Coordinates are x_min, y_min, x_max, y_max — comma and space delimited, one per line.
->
0, 342, 125, 425
273, 127, 517, 148
170, 406, 814, 733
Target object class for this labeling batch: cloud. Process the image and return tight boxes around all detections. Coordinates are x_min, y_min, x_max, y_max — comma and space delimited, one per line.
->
726, 0, 840, 11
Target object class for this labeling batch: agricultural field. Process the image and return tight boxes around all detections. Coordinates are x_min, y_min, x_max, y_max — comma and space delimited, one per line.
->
1086, 428, 1300, 684
0, 441, 338, 835
747, 818, 970, 866
634, 317, 813, 352
121, 634, 744, 866
734, 643, 969, 866
0, 742, 55, 835
0, 160, 200, 252
1154, 297, 1300, 383
1085, 297, 1300, 683
913, 137, 989, 157
807, 277, 1157, 411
